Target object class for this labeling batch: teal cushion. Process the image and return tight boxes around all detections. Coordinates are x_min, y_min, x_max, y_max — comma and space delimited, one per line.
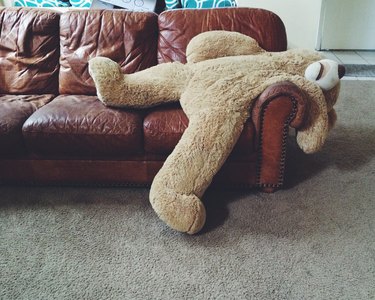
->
69, 0, 91, 7
165, 0, 237, 9
14, 0, 71, 6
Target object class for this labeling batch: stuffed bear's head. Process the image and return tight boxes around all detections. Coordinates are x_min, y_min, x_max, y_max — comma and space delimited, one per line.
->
305, 59, 345, 130
295, 59, 345, 153
305, 59, 345, 91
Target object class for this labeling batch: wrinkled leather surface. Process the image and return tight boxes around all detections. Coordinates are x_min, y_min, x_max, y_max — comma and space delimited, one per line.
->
59, 10, 158, 95
0, 8, 306, 188
158, 7, 287, 63
144, 105, 255, 155
143, 105, 188, 154
22, 95, 143, 156
0, 8, 60, 94
0, 94, 54, 155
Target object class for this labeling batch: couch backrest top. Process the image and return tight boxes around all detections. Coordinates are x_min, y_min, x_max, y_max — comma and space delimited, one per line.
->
0, 8, 60, 95
59, 10, 159, 95
0, 8, 287, 96
158, 7, 287, 64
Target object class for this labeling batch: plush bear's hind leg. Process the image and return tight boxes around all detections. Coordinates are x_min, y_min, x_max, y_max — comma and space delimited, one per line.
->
150, 185, 206, 234
186, 31, 265, 63
150, 111, 246, 234
88, 57, 189, 108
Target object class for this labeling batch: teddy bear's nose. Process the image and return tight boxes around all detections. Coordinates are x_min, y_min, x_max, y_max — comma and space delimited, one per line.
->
338, 64, 346, 79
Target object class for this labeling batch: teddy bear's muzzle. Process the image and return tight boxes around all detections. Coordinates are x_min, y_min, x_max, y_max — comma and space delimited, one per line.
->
305, 59, 345, 91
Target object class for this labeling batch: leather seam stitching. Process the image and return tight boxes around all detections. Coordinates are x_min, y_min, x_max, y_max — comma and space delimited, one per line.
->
256, 95, 298, 189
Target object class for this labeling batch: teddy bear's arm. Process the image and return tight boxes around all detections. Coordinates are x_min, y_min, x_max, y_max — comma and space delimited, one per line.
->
186, 31, 265, 63
288, 77, 330, 154
89, 57, 190, 108
295, 91, 329, 154
255, 74, 330, 154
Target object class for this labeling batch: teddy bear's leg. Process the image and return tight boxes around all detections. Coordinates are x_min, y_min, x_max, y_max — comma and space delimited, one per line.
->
150, 110, 246, 234
88, 57, 190, 108
186, 31, 265, 63
150, 184, 207, 234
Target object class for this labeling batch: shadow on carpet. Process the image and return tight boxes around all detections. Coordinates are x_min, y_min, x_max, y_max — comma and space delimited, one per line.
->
284, 125, 375, 189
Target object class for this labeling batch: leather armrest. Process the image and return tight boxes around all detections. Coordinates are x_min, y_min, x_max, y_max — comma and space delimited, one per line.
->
252, 81, 307, 131
250, 81, 307, 192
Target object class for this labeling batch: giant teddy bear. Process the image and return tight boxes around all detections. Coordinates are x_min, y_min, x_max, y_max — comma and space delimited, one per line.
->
88, 31, 344, 234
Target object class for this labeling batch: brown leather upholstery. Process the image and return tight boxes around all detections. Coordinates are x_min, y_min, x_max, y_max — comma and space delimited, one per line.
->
0, 158, 258, 187
22, 95, 144, 156
0, 8, 60, 94
0, 8, 308, 189
0, 94, 54, 155
143, 104, 255, 156
252, 82, 307, 132
143, 105, 188, 154
158, 7, 287, 63
59, 10, 159, 95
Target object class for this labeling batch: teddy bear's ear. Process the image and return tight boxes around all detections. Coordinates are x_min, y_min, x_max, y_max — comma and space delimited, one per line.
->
304, 59, 345, 91
186, 30, 265, 63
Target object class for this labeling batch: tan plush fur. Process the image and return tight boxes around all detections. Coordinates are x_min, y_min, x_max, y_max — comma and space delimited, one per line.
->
89, 31, 342, 234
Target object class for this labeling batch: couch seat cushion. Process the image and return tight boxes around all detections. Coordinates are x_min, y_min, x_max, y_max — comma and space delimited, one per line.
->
22, 95, 143, 157
0, 94, 54, 155
143, 105, 255, 156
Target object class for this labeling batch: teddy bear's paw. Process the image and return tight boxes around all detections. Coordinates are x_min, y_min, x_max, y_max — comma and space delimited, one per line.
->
88, 57, 123, 104
150, 190, 206, 234
296, 131, 326, 154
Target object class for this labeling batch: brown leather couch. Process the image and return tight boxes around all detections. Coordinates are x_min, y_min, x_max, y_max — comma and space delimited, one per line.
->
0, 7, 307, 191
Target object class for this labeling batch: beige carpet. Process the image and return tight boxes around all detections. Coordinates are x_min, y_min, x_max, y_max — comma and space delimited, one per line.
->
1, 80, 374, 299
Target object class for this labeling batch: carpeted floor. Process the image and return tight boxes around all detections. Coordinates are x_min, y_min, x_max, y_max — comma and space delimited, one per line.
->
1, 80, 374, 300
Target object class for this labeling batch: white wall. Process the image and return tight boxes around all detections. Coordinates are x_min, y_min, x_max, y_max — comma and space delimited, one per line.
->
237, 0, 322, 49
1, 0, 13, 6
318, 0, 375, 50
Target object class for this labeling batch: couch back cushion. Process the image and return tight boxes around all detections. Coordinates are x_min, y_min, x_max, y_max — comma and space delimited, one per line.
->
158, 7, 287, 63
0, 8, 60, 94
59, 10, 158, 95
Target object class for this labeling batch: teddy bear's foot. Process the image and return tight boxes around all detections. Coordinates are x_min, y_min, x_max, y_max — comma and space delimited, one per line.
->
150, 188, 206, 234
88, 57, 123, 105
89, 57, 188, 108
